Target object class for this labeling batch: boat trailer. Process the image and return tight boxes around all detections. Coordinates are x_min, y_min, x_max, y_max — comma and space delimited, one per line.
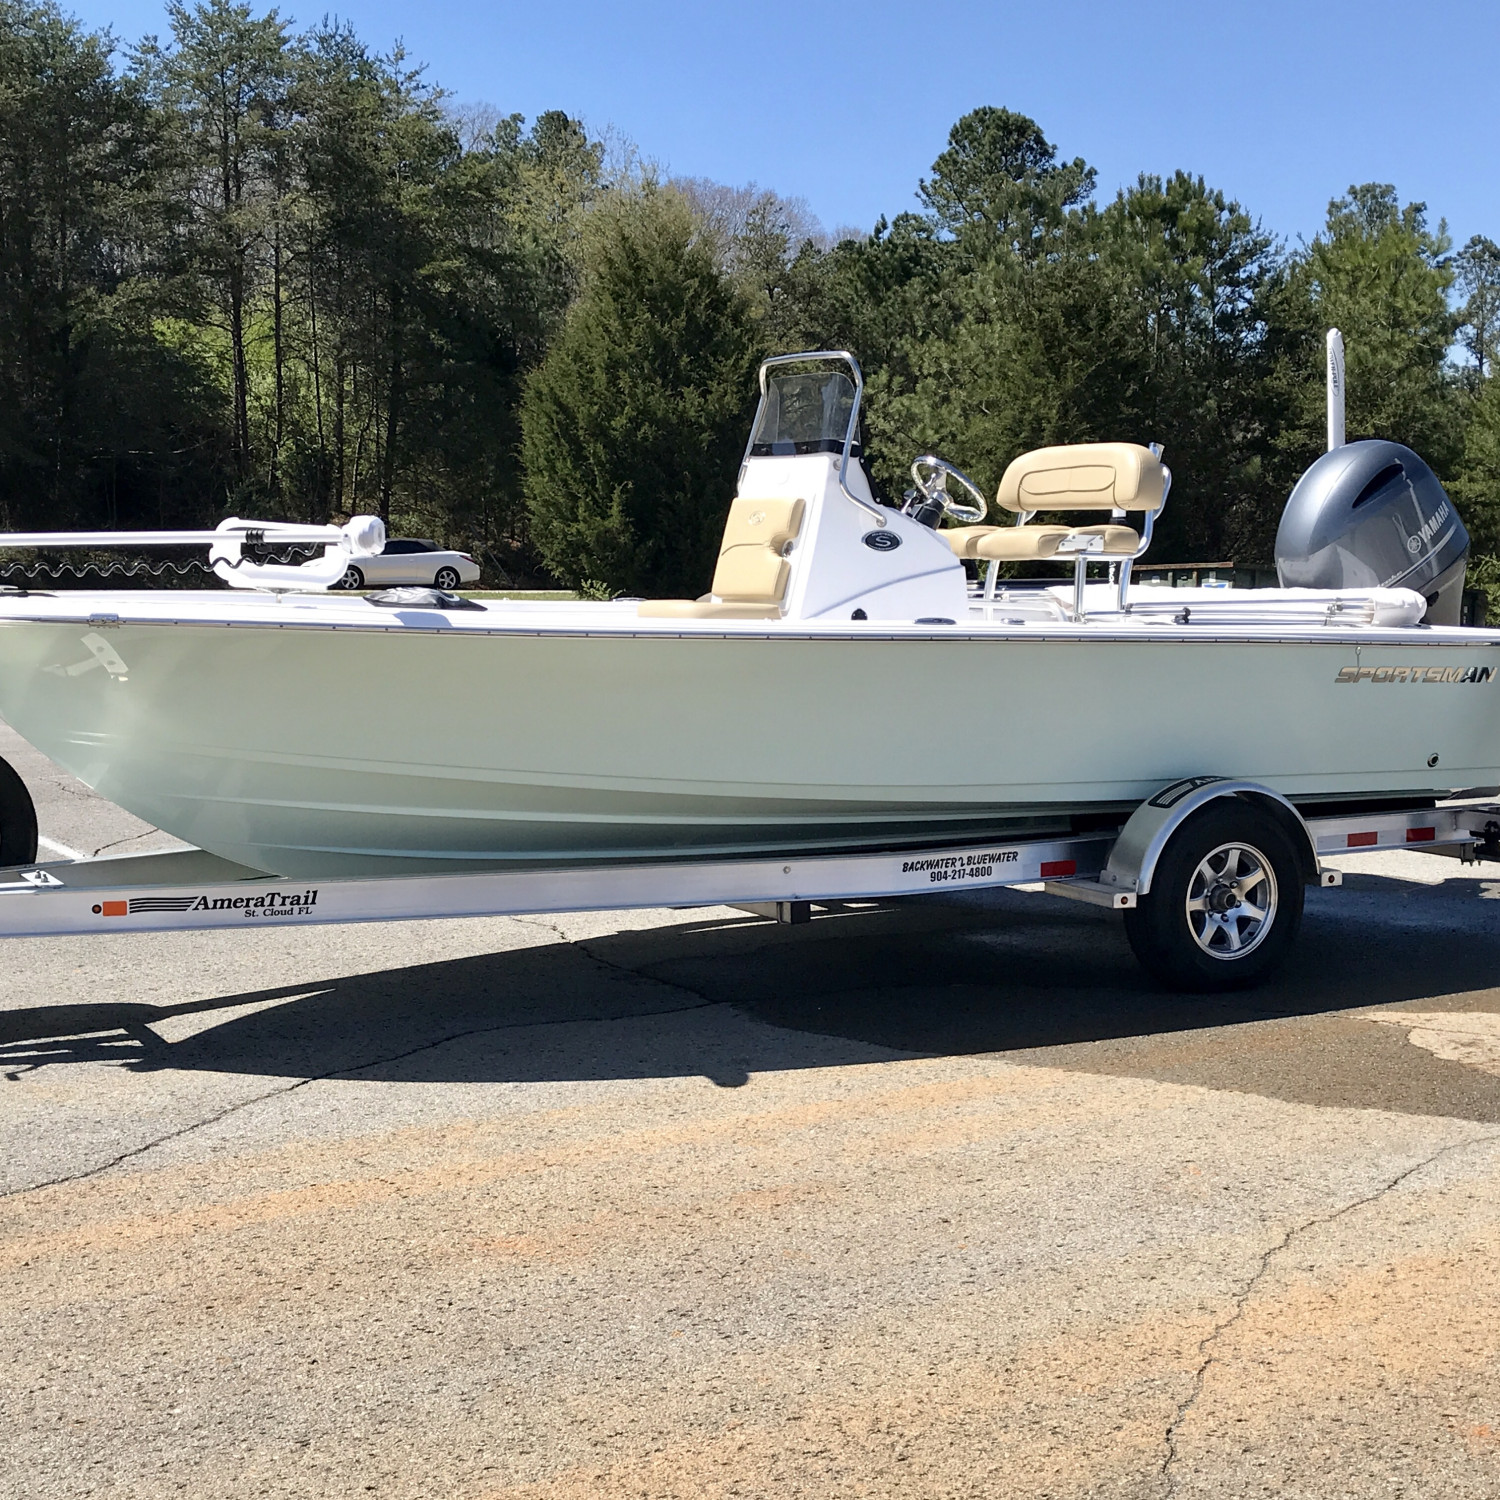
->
1, 775, 1496, 990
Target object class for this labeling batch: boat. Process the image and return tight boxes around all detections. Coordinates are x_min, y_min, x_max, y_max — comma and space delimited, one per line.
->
0, 341, 1495, 882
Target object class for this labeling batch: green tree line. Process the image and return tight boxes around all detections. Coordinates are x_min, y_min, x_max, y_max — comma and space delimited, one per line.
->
0, 0, 601, 576
6, 2, 1500, 594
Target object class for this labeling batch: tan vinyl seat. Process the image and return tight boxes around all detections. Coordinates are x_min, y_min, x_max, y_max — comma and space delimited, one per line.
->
968, 526, 1071, 561
943, 443, 1165, 560
638, 497, 805, 619
999, 442, 1166, 516
946, 522, 1143, 557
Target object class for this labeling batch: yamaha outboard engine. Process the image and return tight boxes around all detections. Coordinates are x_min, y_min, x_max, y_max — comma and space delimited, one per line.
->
1274, 440, 1468, 624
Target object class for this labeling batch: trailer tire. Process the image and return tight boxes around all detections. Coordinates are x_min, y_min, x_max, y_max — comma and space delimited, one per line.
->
1123, 800, 1303, 992
0, 754, 38, 868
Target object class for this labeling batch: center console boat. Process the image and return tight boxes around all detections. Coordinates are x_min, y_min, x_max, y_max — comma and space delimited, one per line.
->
0, 340, 1495, 988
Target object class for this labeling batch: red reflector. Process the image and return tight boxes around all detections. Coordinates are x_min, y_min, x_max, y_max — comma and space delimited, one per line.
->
1406, 826, 1436, 843
1346, 831, 1378, 847
1040, 859, 1076, 878
101, 900, 128, 917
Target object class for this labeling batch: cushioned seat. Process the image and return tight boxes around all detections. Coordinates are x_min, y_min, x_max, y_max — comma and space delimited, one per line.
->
968, 526, 1073, 561
941, 526, 989, 558
944, 445, 1164, 569
970, 441, 1170, 619
638, 497, 805, 619
946, 521, 1140, 560
998, 442, 1167, 516
944, 524, 1073, 560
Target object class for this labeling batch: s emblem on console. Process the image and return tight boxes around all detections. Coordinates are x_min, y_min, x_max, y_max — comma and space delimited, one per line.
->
862, 530, 902, 552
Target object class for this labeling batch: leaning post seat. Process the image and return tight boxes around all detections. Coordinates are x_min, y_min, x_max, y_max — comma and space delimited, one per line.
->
638, 497, 806, 619
999, 442, 1166, 520
946, 442, 1170, 616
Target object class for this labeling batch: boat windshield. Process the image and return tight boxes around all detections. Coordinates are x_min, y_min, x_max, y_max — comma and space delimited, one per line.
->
749, 370, 859, 457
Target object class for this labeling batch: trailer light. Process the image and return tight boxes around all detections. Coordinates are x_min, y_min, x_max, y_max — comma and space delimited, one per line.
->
1406, 827, 1436, 843
1040, 859, 1076, 877
1346, 831, 1378, 847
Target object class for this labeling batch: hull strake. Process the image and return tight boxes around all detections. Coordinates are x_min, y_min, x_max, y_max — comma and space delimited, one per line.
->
1, 617, 1498, 877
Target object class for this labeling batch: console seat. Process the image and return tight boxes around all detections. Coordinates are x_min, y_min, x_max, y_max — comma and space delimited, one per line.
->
943, 524, 1068, 559
940, 442, 1165, 560
943, 524, 1142, 560
638, 497, 805, 620
943, 522, 1145, 559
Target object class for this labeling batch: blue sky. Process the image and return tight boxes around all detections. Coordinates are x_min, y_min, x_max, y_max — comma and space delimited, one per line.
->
69, 0, 1500, 252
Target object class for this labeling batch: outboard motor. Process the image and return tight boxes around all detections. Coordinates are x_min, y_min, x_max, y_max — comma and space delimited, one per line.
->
1274, 439, 1468, 625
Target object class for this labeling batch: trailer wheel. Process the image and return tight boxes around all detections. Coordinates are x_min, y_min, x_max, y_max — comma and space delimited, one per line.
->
1123, 800, 1303, 992
0, 754, 38, 868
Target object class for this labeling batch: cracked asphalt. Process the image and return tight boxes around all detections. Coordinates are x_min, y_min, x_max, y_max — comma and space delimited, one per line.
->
2, 721, 1500, 1498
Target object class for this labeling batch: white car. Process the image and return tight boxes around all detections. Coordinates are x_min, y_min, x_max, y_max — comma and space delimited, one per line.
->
335, 538, 481, 591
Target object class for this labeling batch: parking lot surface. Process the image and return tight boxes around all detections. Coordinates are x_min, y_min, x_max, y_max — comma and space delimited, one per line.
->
1, 721, 1498, 1499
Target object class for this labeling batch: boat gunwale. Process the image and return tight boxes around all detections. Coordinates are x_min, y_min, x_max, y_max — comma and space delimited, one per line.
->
0, 606, 1498, 649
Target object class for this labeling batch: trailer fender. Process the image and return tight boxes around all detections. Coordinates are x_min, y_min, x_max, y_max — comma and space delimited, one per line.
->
1102, 777, 1319, 897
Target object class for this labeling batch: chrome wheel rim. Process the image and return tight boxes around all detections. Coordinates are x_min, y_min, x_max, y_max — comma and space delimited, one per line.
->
1185, 842, 1277, 960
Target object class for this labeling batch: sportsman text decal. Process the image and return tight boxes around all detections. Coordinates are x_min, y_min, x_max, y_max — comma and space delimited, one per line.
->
1335, 665, 1496, 685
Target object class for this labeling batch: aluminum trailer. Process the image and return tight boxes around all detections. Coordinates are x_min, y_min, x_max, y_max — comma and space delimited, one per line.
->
1, 774, 1496, 990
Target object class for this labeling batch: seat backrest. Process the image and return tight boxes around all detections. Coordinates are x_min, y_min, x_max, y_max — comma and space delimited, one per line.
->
711, 497, 806, 602
998, 442, 1166, 515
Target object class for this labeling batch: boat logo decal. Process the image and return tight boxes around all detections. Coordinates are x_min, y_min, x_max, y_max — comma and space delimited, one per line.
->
93, 889, 321, 919
863, 530, 902, 551
1405, 500, 1450, 555
1335, 665, 1496, 685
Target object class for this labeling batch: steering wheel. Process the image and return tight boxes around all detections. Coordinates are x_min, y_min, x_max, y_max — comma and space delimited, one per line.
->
906, 455, 988, 524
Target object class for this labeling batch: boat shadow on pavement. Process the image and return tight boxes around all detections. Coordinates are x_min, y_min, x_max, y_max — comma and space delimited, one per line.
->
3, 871, 1499, 1121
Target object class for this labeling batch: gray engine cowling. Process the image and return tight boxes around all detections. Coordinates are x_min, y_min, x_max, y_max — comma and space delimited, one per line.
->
1275, 440, 1468, 624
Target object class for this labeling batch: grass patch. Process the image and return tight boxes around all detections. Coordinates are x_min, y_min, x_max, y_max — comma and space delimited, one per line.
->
459, 589, 579, 601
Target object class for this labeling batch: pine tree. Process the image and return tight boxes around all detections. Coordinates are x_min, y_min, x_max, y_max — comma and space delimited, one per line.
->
0, 0, 222, 530
1455, 235, 1500, 381
521, 191, 761, 595
146, 0, 296, 482
1271, 185, 1460, 475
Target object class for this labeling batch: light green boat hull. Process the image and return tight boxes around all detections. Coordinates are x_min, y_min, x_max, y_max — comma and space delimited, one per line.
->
1, 608, 1498, 877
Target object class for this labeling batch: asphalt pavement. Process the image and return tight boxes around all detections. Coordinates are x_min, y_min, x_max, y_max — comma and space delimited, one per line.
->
1, 720, 1499, 1499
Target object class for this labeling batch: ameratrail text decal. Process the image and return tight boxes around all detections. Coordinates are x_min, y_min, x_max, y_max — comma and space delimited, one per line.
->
1336, 665, 1496, 685
93, 889, 320, 919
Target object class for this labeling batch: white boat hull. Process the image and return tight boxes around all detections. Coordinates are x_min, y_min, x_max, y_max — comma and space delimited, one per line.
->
1, 606, 1498, 877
